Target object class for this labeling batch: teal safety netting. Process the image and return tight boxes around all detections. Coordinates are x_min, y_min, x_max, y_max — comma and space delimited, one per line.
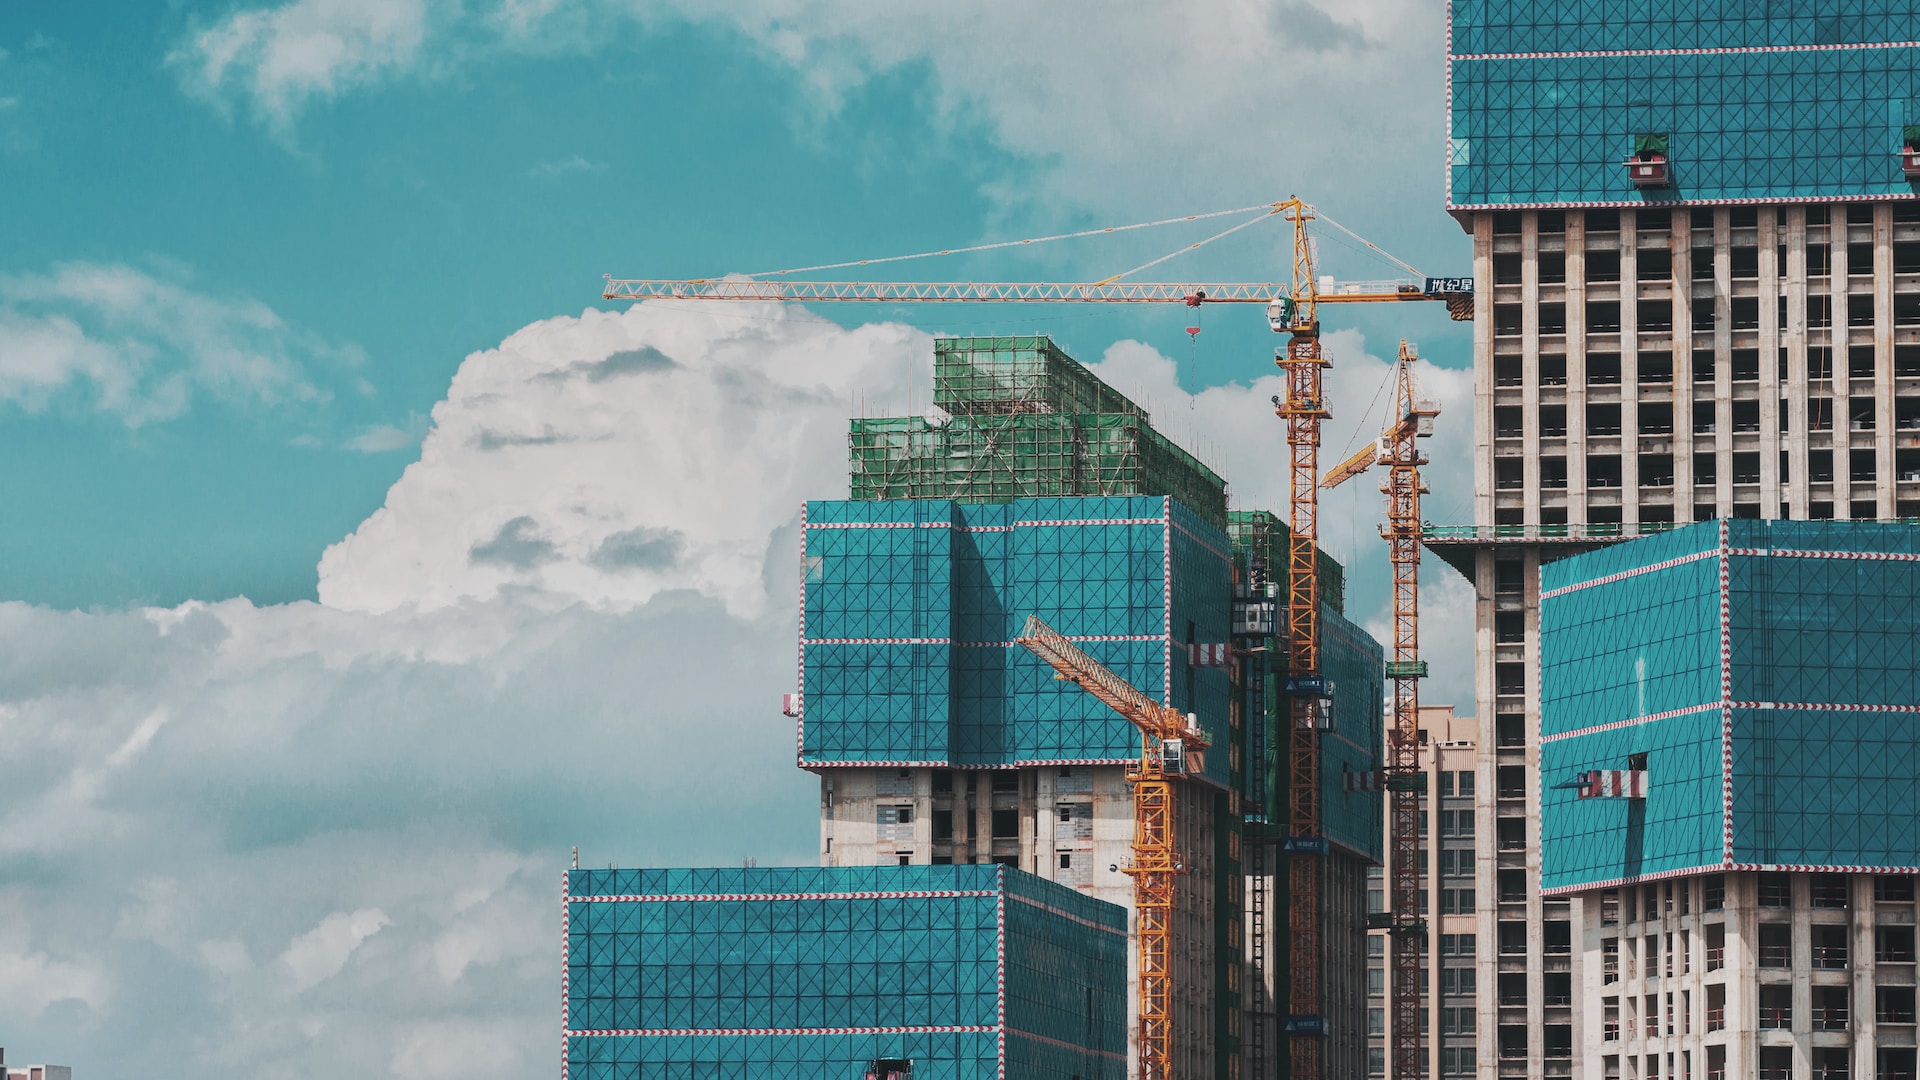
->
1448, 1, 1920, 207
564, 865, 1126, 1080
1540, 518, 1920, 891
1322, 607, 1387, 862
800, 496, 1234, 783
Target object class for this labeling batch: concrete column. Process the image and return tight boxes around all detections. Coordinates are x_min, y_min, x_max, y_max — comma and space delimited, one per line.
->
1833, 208, 1855, 517
1758, 206, 1782, 516
974, 772, 993, 864
1523, 212, 1543, 525
1714, 210, 1734, 516
1524, 544, 1545, 1079
1674, 214, 1697, 517
1877, 203, 1897, 517
1726, 873, 1757, 1080
1475, 214, 1497, 526
1474, 546, 1499, 1079
1622, 209, 1642, 522
1852, 875, 1876, 1080
1785, 208, 1811, 518
1792, 875, 1813, 1074
1033, 767, 1052, 879
1568, 213, 1590, 523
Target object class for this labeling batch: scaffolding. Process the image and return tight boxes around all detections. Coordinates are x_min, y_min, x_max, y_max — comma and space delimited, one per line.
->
933, 335, 1145, 418
564, 865, 1128, 1080
851, 337, 1230, 531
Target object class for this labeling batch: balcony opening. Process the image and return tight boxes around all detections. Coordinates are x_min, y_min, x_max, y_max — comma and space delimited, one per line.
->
1813, 924, 1849, 969
1758, 923, 1791, 967
1759, 985, 1792, 1030
1760, 873, 1791, 907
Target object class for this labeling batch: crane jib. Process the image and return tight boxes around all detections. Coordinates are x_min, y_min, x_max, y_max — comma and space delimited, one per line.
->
599, 279, 1475, 304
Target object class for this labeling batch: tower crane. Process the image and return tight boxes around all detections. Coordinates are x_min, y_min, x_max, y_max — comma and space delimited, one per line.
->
602, 197, 1471, 1080
1323, 342, 1438, 1080
1014, 615, 1209, 1080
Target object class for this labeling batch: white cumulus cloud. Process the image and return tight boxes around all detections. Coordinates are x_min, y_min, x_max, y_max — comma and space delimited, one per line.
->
317, 301, 930, 618
282, 907, 391, 992
0, 262, 360, 427
170, 0, 432, 134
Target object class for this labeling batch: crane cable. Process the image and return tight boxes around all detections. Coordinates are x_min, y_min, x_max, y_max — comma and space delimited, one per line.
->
733, 201, 1287, 279
1092, 205, 1286, 285
1312, 208, 1427, 280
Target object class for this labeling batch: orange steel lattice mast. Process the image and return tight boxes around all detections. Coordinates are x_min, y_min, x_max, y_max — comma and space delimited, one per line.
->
1323, 341, 1439, 1080
1014, 614, 1210, 1080
1272, 199, 1332, 1080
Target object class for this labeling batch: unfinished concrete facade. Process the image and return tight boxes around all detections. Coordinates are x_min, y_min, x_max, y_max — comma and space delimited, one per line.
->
1575, 872, 1920, 1080
818, 764, 1223, 1080
1365, 706, 1495, 1079
1433, 202, 1920, 1080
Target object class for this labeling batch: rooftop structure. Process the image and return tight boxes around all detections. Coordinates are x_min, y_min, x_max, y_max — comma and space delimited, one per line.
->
1448, 2, 1920, 210
562, 865, 1126, 1080
850, 336, 1229, 530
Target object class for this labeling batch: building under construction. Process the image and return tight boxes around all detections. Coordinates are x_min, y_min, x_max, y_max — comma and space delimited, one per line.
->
563, 335, 1388, 1080
1535, 519, 1920, 1080
1425, 3, 1920, 1078
810, 337, 1384, 1079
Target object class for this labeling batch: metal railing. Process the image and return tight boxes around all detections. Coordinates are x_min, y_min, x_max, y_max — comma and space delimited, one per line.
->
1422, 522, 1683, 543
1811, 1006, 1850, 1031
1759, 1006, 1790, 1029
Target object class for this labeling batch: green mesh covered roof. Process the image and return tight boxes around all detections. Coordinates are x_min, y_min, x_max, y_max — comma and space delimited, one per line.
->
933, 335, 1145, 418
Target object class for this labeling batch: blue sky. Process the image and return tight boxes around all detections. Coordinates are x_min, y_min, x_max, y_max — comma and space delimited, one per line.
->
0, 2, 1479, 1075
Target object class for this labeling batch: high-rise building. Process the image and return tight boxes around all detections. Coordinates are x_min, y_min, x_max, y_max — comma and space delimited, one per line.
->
1538, 519, 1920, 1080
1430, 5, 1920, 1078
1363, 705, 1496, 1080
804, 337, 1385, 1079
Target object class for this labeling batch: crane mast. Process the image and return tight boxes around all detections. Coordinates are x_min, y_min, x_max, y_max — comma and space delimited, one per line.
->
1323, 342, 1438, 1080
1274, 200, 1331, 1080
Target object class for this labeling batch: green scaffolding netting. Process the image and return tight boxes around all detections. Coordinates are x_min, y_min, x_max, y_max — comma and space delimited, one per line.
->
932, 336, 1146, 419
850, 413, 1228, 531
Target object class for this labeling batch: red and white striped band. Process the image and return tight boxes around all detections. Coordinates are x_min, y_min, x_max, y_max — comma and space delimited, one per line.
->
1539, 548, 1718, 598
1454, 39, 1920, 61
567, 890, 996, 904
566, 1025, 996, 1038
1540, 703, 1719, 743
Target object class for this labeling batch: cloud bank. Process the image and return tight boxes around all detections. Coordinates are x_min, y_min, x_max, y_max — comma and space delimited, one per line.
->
166, 1, 1446, 228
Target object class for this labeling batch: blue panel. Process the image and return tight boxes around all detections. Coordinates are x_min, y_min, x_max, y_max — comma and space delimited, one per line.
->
1449, 2, 1920, 206
566, 866, 1126, 1080
1540, 518, 1920, 885
1540, 531, 1721, 740
1731, 704, 1920, 867
1540, 712, 1726, 892
799, 496, 1233, 769
1322, 605, 1386, 860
